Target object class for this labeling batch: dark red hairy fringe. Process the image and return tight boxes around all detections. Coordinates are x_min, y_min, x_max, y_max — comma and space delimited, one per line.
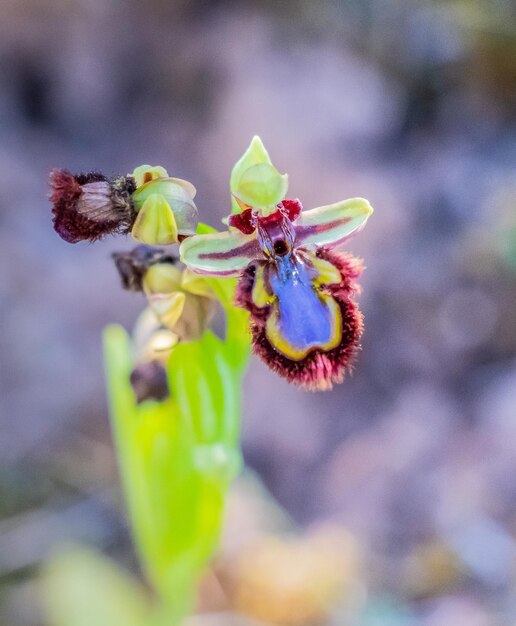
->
50, 169, 121, 244
236, 248, 365, 391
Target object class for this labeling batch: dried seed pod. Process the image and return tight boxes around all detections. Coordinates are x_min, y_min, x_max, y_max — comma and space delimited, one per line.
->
112, 245, 176, 292
50, 170, 136, 243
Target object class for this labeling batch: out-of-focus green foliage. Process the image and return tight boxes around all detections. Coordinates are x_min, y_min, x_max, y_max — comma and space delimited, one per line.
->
41, 548, 150, 626
103, 271, 249, 618
42, 271, 250, 626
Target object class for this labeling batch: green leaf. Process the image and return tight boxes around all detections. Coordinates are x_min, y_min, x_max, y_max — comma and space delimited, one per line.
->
102, 254, 251, 622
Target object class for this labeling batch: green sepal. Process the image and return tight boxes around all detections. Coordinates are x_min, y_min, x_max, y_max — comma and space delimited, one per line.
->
236, 163, 288, 209
230, 136, 287, 213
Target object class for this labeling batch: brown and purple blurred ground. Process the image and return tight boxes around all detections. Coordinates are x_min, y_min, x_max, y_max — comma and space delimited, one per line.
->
0, 1, 516, 624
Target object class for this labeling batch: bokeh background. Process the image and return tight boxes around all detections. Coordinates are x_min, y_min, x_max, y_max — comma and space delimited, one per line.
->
1, 0, 516, 624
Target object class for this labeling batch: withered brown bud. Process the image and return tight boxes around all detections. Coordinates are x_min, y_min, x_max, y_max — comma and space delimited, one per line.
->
112, 245, 176, 292
129, 360, 169, 404
50, 169, 137, 243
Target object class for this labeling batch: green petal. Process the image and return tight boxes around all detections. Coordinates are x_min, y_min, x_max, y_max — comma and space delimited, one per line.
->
295, 197, 373, 248
180, 230, 261, 276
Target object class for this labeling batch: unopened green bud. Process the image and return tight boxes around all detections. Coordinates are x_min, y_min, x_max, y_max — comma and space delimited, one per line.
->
132, 179, 198, 238
143, 264, 186, 328
142, 264, 215, 342
145, 328, 178, 360
131, 193, 179, 245
143, 263, 182, 293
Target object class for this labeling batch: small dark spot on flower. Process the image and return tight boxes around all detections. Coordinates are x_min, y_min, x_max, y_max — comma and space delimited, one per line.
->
273, 240, 288, 256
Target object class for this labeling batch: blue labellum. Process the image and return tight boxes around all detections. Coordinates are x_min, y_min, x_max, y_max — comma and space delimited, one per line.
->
268, 254, 339, 358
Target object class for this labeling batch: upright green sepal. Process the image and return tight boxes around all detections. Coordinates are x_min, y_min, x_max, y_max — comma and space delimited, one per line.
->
230, 136, 288, 213
236, 163, 289, 210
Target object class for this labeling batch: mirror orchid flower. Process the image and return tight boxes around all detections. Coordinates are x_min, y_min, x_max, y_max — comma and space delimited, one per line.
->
180, 137, 373, 390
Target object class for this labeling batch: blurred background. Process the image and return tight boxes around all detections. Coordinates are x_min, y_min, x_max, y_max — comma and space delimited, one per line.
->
1, 0, 516, 624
